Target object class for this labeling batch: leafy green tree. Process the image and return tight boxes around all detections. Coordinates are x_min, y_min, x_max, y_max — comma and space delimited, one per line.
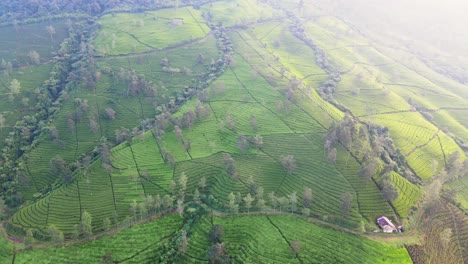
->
288, 192, 298, 212
80, 211, 93, 237
228, 192, 238, 213
193, 188, 201, 204
209, 224, 224, 243
268, 192, 278, 211
47, 225, 64, 244
25, 229, 35, 247
243, 193, 255, 214
103, 217, 111, 232
199, 176, 207, 192
381, 179, 398, 202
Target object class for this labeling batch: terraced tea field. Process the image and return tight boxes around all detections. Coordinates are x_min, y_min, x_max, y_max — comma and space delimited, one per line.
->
4, 0, 468, 263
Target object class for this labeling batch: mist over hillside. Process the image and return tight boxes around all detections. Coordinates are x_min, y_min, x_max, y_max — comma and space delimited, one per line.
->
313, 0, 468, 84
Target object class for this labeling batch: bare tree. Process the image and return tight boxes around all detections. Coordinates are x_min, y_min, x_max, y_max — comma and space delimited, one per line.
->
327, 148, 337, 163
250, 115, 258, 132
46, 25, 56, 41
340, 192, 353, 217
28, 50, 40, 64
226, 113, 236, 131
104, 108, 116, 120
223, 153, 238, 178
381, 178, 398, 202
236, 135, 249, 152
303, 187, 312, 208
280, 155, 297, 174
183, 110, 196, 129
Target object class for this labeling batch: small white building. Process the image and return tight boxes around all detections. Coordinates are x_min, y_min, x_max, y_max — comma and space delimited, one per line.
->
376, 216, 397, 233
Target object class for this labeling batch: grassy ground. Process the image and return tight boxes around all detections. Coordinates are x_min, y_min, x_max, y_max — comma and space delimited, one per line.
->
180, 214, 412, 263
13, 214, 183, 263
0, 20, 69, 66
94, 7, 210, 55
0, 64, 52, 148
13, 32, 401, 233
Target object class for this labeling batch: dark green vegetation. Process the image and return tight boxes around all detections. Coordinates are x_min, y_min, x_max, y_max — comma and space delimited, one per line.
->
0, 0, 467, 263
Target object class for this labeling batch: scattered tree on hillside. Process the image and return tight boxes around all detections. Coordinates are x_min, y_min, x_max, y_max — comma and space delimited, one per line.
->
9, 79, 21, 100
47, 225, 64, 245
209, 224, 224, 243
278, 197, 289, 212
250, 115, 258, 132
174, 125, 183, 143
178, 172, 188, 198
252, 135, 263, 149
196, 53, 205, 65
80, 211, 93, 237
50, 156, 72, 184
0, 198, 6, 221
49, 126, 59, 140
381, 178, 398, 202
130, 200, 138, 220
163, 151, 175, 168
104, 108, 116, 120
237, 135, 249, 152
164, 195, 174, 209
179, 231, 189, 254
208, 243, 229, 264
176, 199, 184, 217
269, 192, 278, 211
359, 158, 379, 182
226, 113, 236, 131
303, 187, 312, 208
340, 192, 353, 217
25, 229, 35, 247
243, 193, 255, 214
101, 252, 114, 264
288, 192, 298, 212
88, 113, 98, 134
228, 192, 238, 213
28, 50, 40, 64
139, 202, 147, 220
280, 155, 297, 174
199, 176, 207, 192
103, 217, 111, 232
327, 148, 337, 163
193, 188, 201, 204
223, 153, 238, 178
46, 25, 56, 41
291, 240, 301, 255
0, 114, 5, 132
183, 110, 196, 128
